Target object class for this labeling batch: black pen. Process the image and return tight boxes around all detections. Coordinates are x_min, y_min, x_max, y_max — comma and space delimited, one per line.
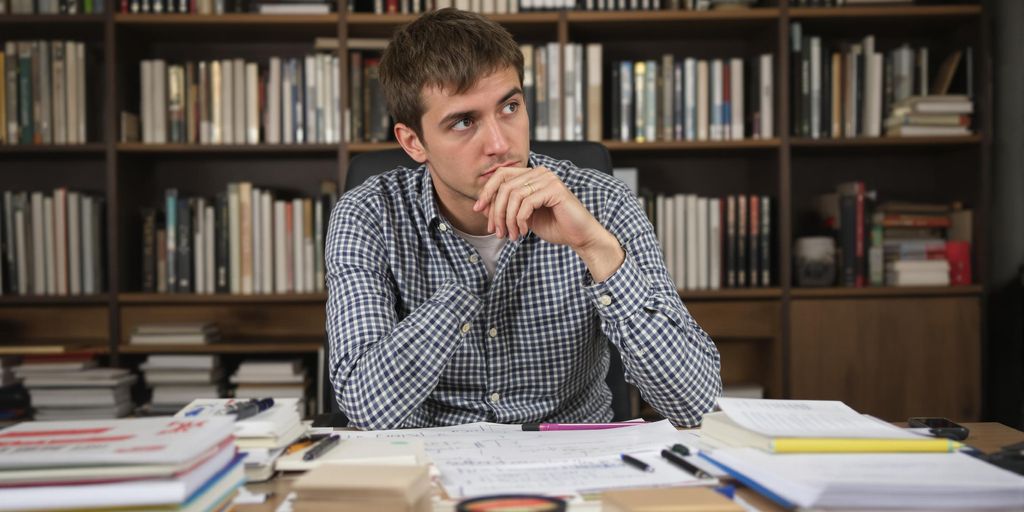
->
661, 449, 712, 479
303, 434, 340, 461
225, 399, 260, 421
620, 453, 653, 473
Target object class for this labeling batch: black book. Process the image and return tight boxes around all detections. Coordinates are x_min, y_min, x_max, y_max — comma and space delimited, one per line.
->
821, 42, 831, 138
141, 208, 157, 293
2, 192, 15, 294
801, 35, 812, 138
611, 63, 621, 141
177, 197, 192, 293
790, 22, 802, 137
216, 192, 229, 294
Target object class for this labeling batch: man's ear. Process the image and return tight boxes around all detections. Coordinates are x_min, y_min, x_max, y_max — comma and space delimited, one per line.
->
394, 123, 427, 164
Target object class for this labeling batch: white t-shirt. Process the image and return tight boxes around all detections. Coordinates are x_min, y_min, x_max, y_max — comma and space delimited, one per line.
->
452, 226, 507, 280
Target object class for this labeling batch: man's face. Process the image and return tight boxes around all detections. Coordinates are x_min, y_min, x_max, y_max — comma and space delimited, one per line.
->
406, 67, 530, 211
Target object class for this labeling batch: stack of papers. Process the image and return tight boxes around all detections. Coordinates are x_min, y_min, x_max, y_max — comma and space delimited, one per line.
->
275, 438, 426, 471
176, 397, 304, 482
291, 464, 432, 512
0, 417, 244, 511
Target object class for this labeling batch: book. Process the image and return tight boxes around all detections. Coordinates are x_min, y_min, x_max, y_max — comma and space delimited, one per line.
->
602, 487, 743, 512
275, 438, 426, 472
175, 397, 301, 439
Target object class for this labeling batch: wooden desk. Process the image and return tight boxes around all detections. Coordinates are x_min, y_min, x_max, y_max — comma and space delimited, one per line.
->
236, 422, 1023, 512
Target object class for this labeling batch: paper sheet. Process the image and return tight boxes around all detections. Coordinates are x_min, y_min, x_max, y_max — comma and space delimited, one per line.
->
716, 398, 918, 439
333, 420, 713, 498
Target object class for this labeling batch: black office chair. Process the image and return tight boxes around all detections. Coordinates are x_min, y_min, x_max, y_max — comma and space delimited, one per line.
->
323, 141, 635, 423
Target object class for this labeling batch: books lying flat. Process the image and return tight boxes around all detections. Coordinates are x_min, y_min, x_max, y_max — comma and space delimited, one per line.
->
292, 464, 432, 512
701, 398, 956, 453
34, 402, 134, 421
702, 448, 1024, 510
152, 385, 221, 405
175, 397, 301, 439
145, 369, 222, 385
30, 385, 132, 406
21, 370, 136, 388
141, 355, 218, 371
276, 438, 426, 472
134, 322, 217, 335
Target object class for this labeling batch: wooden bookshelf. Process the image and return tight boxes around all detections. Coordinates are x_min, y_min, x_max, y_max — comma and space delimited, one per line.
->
0, 1, 989, 422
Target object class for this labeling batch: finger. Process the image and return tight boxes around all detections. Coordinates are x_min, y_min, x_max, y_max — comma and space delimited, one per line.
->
490, 174, 516, 238
505, 183, 528, 239
515, 186, 550, 236
475, 166, 529, 212
505, 169, 551, 239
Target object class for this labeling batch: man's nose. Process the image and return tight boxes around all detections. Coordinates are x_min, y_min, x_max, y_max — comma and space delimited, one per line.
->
482, 118, 510, 156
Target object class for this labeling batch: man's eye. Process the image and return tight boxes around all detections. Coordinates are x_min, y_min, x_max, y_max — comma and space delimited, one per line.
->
453, 117, 473, 130
503, 101, 519, 114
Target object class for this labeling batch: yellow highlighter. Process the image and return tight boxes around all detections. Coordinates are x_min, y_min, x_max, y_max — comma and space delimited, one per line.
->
771, 438, 962, 454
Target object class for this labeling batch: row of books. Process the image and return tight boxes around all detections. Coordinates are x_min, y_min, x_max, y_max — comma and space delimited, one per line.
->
122, 0, 335, 13
815, 183, 973, 287
10, 355, 135, 420
0, 189, 106, 297
141, 181, 337, 295
612, 54, 775, 143
137, 53, 342, 146
349, 0, 748, 13
1, 41, 89, 146
1, 0, 106, 13
790, 24, 974, 139
646, 193, 772, 290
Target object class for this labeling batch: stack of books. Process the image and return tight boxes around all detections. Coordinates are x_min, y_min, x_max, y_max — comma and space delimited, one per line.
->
885, 259, 950, 287
176, 397, 305, 482
130, 322, 220, 345
291, 464, 433, 512
885, 95, 973, 137
0, 358, 29, 425
140, 355, 223, 415
13, 355, 135, 420
231, 359, 308, 404
0, 416, 244, 511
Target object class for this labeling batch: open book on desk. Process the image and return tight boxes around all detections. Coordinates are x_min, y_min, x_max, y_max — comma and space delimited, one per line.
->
275, 438, 427, 472
701, 398, 960, 453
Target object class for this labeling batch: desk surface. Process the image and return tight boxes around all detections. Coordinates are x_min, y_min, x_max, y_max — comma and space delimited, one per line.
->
236, 422, 1023, 512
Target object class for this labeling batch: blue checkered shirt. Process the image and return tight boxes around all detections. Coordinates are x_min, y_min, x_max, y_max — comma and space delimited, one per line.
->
326, 152, 721, 430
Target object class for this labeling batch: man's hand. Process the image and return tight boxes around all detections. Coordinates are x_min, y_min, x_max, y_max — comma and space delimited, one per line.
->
472, 166, 625, 282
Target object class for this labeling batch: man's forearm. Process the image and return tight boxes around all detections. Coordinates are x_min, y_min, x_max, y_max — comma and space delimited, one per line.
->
574, 228, 626, 283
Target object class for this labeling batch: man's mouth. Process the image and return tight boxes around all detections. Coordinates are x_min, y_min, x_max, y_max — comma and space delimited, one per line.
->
482, 160, 518, 178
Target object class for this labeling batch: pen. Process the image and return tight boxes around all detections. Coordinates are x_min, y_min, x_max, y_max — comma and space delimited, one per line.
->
661, 449, 713, 479
303, 434, 340, 461
620, 453, 653, 473
522, 422, 642, 431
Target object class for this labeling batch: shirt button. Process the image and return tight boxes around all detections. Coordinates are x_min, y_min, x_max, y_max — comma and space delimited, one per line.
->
461, 322, 471, 334
490, 392, 500, 403
636, 348, 646, 357
469, 254, 480, 264
439, 223, 449, 232
488, 327, 498, 338
599, 295, 613, 306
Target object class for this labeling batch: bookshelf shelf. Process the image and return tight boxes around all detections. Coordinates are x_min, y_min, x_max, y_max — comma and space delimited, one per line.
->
788, 5, 981, 21
346, 12, 558, 38
118, 293, 327, 304
568, 8, 780, 23
0, 294, 111, 305
789, 285, 983, 299
0, 144, 108, 157
790, 135, 982, 148
0, 342, 110, 355
679, 288, 781, 300
347, 142, 401, 153
0, 14, 105, 24
603, 139, 780, 152
117, 340, 323, 354
113, 13, 340, 26
114, 13, 340, 40
116, 143, 338, 155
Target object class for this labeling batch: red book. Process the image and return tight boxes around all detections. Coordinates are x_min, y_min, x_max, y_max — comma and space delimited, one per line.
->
946, 241, 971, 285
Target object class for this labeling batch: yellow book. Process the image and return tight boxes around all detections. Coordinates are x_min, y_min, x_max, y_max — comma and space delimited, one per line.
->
702, 410, 959, 454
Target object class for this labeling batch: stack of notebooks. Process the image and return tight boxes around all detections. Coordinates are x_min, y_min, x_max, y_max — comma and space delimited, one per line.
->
175, 397, 305, 482
291, 464, 432, 512
231, 359, 307, 403
141, 355, 223, 415
130, 322, 220, 345
885, 94, 973, 137
0, 416, 244, 511
13, 356, 136, 420
698, 398, 1024, 509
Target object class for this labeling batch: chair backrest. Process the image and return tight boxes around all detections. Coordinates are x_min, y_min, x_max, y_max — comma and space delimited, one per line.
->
325, 141, 635, 422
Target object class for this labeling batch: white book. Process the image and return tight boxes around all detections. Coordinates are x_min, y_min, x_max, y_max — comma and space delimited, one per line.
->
221, 59, 233, 144
204, 205, 215, 294
261, 191, 273, 294
586, 43, 603, 142
304, 55, 316, 144
228, 183, 240, 294
710, 59, 722, 141
194, 197, 205, 294
316, 54, 327, 143
696, 60, 709, 141
75, 42, 85, 143
175, 398, 301, 439
14, 199, 27, 295
696, 197, 708, 290
644, 59, 657, 143
51, 41, 66, 145
81, 195, 94, 294
67, 191, 80, 295
64, 42, 78, 145
251, 186, 261, 294
709, 197, 721, 290
313, 198, 323, 292
53, 189, 68, 296
562, 43, 576, 141
232, 59, 245, 145
141, 354, 217, 370
210, 60, 222, 144
327, 55, 338, 143
729, 58, 744, 140
810, 37, 821, 139
43, 196, 56, 295
684, 58, 696, 141
30, 192, 44, 294
672, 194, 686, 290
860, 36, 875, 137
245, 62, 259, 144
759, 53, 774, 138
274, 200, 287, 293
267, 57, 281, 144
198, 61, 210, 144
866, 53, 884, 137
685, 194, 698, 291
546, 42, 561, 141
282, 60, 293, 144
154, 59, 167, 144
661, 53, 674, 142
574, 44, 585, 141
292, 198, 304, 293
140, 60, 152, 143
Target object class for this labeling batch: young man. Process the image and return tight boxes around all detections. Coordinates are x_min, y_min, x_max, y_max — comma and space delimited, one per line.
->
326, 8, 721, 430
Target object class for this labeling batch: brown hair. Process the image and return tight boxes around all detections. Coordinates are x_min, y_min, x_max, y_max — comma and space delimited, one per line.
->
379, 8, 524, 142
